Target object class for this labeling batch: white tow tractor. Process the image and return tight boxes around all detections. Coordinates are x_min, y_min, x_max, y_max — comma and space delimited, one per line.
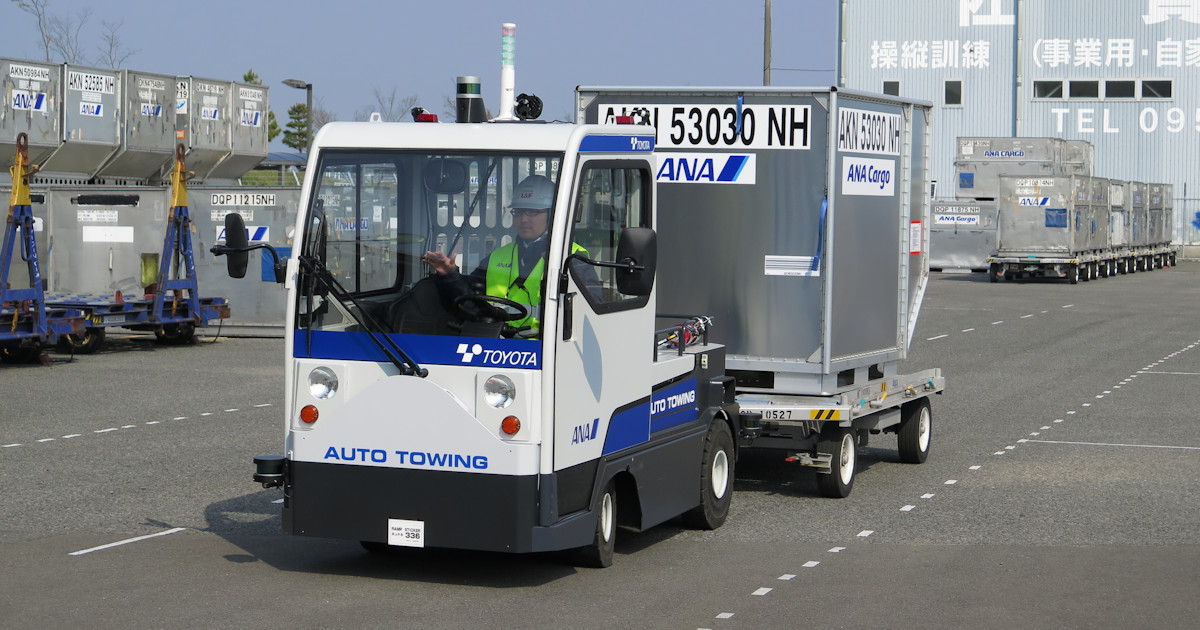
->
216, 116, 739, 567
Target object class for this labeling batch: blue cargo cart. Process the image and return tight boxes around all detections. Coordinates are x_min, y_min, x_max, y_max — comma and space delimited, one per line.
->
46, 145, 230, 353
1, 134, 87, 364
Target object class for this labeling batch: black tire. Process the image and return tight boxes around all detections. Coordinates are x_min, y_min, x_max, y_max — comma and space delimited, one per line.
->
897, 399, 932, 464
1099, 261, 1108, 278
816, 425, 856, 498
55, 327, 105, 354
155, 321, 196, 344
988, 264, 999, 283
1003, 270, 1014, 282
683, 420, 735, 530
572, 480, 616, 568
1069, 264, 1078, 284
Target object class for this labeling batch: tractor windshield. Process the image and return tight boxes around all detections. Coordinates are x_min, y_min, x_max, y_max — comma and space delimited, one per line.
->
295, 150, 564, 340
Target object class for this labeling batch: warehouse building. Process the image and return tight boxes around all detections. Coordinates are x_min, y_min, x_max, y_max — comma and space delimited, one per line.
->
838, 0, 1200, 249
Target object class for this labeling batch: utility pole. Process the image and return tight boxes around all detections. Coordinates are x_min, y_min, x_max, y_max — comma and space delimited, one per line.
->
764, 0, 772, 86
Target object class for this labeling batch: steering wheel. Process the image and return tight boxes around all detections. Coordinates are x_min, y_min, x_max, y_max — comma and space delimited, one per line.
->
453, 294, 529, 323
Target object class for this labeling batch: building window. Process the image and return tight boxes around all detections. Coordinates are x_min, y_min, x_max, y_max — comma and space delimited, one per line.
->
883, 80, 899, 96
1068, 80, 1099, 98
1034, 80, 1063, 99
1105, 80, 1136, 99
1142, 80, 1172, 98
944, 80, 963, 106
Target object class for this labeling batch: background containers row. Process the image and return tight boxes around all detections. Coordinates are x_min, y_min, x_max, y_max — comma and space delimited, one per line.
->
0, 57, 268, 182
994, 175, 1174, 256
5, 185, 298, 334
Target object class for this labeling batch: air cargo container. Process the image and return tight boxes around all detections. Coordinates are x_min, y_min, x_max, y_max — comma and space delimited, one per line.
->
955, 136, 1093, 201
930, 200, 997, 271
990, 175, 1097, 283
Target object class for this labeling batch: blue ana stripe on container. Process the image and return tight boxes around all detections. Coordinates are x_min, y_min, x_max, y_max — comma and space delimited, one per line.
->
716, 155, 749, 182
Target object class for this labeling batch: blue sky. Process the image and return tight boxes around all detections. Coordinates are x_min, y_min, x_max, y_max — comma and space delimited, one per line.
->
1, 0, 839, 149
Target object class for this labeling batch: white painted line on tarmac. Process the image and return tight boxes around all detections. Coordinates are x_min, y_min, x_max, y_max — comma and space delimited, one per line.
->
922, 493, 935, 499
969, 465, 981, 470
778, 574, 796, 581
828, 547, 845, 553
752, 587, 772, 596
1025, 439, 1200, 451
858, 530, 874, 537
146, 421, 160, 425
173, 417, 187, 421
1141, 371, 1200, 375
716, 612, 734, 620
69, 527, 186, 556
200, 413, 213, 417
37, 438, 55, 443
1005, 445, 1015, 450
62, 434, 80, 439
995, 451, 1006, 455
225, 409, 239, 413
1062, 304, 1074, 308
962, 328, 975, 333
254, 403, 273, 407
272, 498, 284, 504
1068, 411, 1077, 415
991, 320, 1004, 325
1021, 314, 1034, 319
1054, 419, 1064, 423
945, 479, 958, 485
2, 443, 21, 448
900, 505, 916, 512
803, 561, 820, 568
121, 425, 135, 429
927, 334, 949, 341
1030, 432, 1040, 436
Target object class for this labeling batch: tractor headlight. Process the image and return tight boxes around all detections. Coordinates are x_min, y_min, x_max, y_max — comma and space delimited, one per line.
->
484, 374, 516, 408
308, 367, 339, 400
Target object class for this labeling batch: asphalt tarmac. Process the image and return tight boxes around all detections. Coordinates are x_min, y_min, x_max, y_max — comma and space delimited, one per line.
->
2, 263, 1197, 629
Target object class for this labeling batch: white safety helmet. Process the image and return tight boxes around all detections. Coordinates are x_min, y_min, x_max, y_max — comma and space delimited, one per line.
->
511, 175, 555, 210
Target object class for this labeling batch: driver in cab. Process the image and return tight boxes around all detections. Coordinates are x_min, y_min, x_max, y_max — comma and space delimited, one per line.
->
422, 175, 590, 337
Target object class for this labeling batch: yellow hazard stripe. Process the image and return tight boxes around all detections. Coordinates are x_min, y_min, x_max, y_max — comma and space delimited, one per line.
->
809, 409, 841, 420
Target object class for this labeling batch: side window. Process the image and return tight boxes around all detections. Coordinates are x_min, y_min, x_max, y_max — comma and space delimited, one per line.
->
570, 164, 651, 311
313, 160, 399, 293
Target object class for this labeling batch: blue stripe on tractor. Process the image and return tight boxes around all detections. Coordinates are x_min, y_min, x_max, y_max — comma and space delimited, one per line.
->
579, 135, 655, 153
603, 378, 699, 455
296, 330, 541, 368
603, 401, 651, 455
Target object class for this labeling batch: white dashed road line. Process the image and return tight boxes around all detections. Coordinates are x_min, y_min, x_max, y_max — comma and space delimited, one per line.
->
1024, 439, 1200, 451
69, 527, 186, 556
2, 402, 276, 452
